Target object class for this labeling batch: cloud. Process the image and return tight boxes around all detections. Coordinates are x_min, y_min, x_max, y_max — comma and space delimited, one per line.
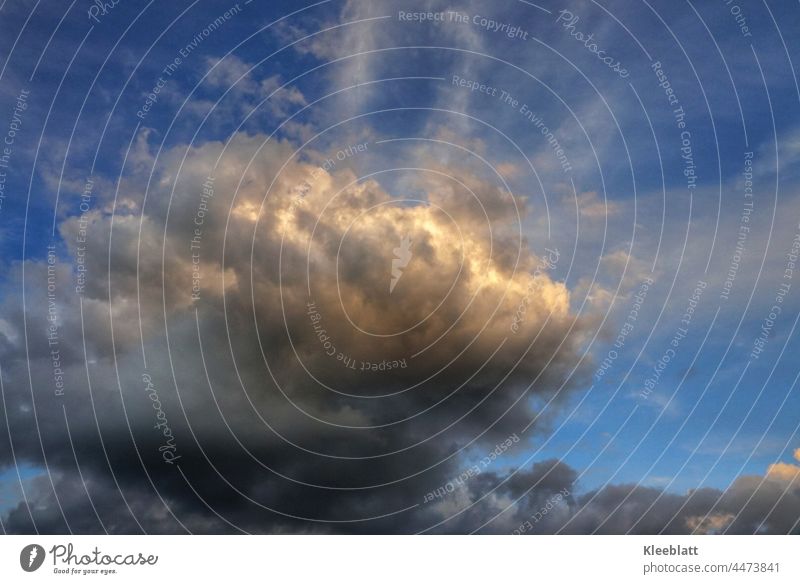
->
0, 126, 596, 533
2, 126, 798, 534
573, 190, 620, 219
766, 453, 800, 482
409, 449, 800, 534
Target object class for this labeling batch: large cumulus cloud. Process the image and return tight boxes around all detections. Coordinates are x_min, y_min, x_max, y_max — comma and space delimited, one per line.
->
0, 126, 597, 533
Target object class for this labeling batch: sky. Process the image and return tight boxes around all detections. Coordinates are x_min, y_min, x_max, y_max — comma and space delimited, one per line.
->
0, 0, 799, 534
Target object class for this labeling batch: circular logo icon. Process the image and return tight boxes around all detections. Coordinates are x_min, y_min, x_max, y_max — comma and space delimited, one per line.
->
19, 544, 45, 572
